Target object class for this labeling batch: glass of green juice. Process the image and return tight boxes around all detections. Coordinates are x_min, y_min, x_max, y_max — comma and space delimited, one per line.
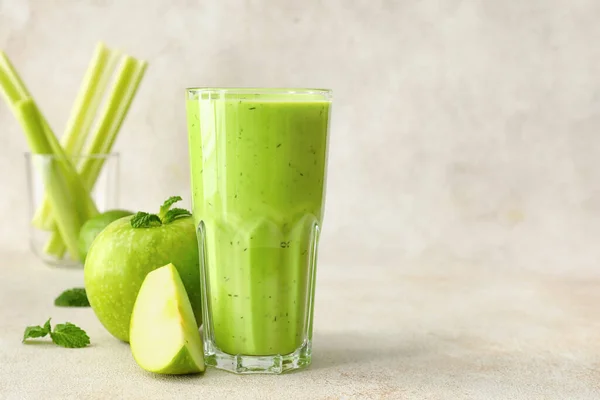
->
185, 88, 331, 374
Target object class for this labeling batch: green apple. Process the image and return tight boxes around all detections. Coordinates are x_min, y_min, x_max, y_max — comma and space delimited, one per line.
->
130, 263, 205, 375
78, 209, 133, 262
84, 196, 201, 342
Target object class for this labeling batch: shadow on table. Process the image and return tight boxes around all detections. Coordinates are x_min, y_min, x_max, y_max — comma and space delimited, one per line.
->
310, 331, 424, 370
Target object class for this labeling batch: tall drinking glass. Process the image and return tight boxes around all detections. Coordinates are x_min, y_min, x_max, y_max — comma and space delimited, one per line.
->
186, 88, 331, 374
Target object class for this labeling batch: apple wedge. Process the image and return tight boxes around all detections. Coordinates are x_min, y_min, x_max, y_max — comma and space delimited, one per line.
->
130, 263, 205, 375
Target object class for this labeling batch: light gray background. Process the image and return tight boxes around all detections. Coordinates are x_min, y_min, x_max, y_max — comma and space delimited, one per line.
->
1, 0, 600, 273
2, 2, 600, 399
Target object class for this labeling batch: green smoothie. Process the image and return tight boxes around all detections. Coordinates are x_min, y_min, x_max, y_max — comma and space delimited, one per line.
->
186, 89, 330, 359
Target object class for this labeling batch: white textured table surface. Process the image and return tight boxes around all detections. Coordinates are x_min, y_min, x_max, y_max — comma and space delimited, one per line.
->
1, 249, 599, 400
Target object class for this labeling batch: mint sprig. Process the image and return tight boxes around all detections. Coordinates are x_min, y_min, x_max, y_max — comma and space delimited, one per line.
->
23, 318, 52, 341
159, 196, 183, 219
163, 208, 192, 224
130, 212, 162, 228
54, 288, 90, 307
131, 196, 192, 229
50, 323, 90, 348
23, 318, 90, 348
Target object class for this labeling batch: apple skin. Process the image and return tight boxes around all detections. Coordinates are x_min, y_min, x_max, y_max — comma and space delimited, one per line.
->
148, 345, 205, 375
78, 209, 133, 262
84, 216, 201, 342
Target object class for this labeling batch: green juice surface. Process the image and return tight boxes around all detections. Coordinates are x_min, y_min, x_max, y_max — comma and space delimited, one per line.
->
186, 91, 330, 356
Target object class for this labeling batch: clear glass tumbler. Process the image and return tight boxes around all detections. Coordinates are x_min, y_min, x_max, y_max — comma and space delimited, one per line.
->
186, 88, 332, 374
25, 153, 120, 268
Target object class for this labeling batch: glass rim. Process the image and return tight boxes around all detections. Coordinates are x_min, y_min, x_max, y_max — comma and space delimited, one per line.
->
186, 87, 332, 98
24, 152, 119, 160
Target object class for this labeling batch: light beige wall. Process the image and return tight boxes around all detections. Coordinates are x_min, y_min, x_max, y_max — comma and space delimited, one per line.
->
1, 0, 599, 273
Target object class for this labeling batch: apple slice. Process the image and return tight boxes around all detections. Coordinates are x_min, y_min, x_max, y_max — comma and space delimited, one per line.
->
130, 263, 205, 374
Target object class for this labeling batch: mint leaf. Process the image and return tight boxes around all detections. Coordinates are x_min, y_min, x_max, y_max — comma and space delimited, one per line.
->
23, 326, 49, 341
130, 212, 162, 228
50, 323, 90, 348
43, 318, 51, 334
23, 318, 51, 342
23, 319, 90, 348
54, 288, 90, 307
159, 196, 183, 218
132, 196, 189, 227
162, 208, 192, 224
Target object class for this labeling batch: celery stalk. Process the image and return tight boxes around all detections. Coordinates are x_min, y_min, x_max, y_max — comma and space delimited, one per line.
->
34, 112, 99, 260
43, 230, 65, 258
16, 99, 82, 259
0, 68, 22, 104
36, 43, 122, 258
38, 112, 100, 259
78, 56, 147, 184
0, 52, 30, 103
1, 49, 147, 262
66, 43, 122, 159
0, 52, 99, 218
38, 113, 99, 260
0, 52, 99, 261
1, 54, 68, 258
41, 55, 147, 260
33, 43, 121, 231
38, 94, 99, 221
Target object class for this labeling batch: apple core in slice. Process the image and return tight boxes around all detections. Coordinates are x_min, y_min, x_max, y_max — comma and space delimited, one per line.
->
130, 263, 205, 375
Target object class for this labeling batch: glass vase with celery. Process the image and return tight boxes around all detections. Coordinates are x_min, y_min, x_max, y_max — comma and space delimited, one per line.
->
0, 42, 147, 266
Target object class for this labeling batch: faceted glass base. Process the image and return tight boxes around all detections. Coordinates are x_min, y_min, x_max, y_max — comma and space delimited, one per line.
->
205, 339, 312, 374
